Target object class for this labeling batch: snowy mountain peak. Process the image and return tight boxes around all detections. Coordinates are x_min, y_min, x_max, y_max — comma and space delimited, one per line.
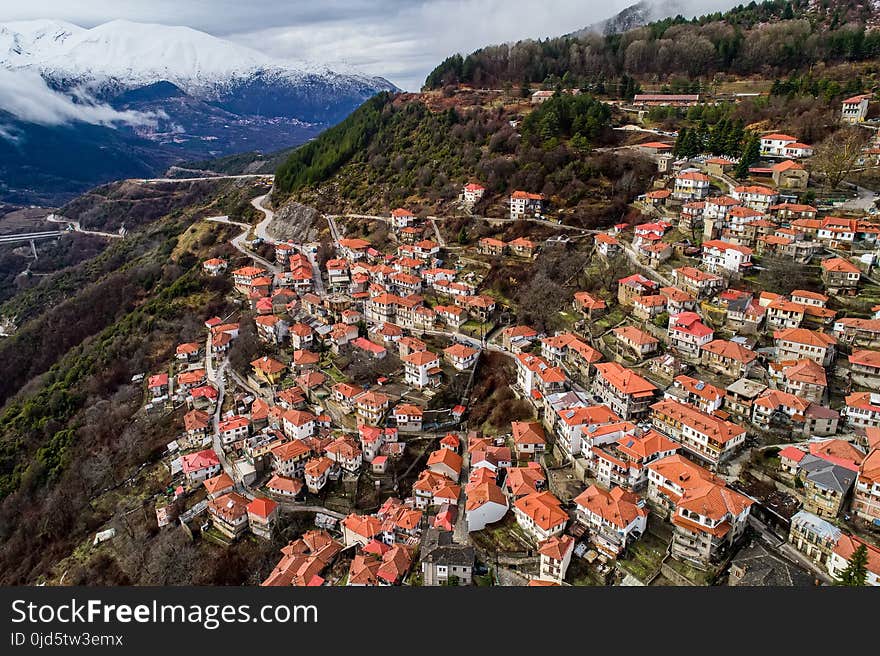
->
0, 18, 394, 95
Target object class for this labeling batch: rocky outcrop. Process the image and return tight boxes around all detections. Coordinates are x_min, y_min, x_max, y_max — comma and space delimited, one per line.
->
266, 200, 322, 243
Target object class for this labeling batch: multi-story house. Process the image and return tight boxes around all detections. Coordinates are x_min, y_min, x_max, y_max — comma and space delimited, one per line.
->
667, 311, 714, 357
356, 391, 391, 426
650, 399, 746, 469
732, 184, 778, 212
509, 190, 544, 219
512, 491, 568, 543
592, 430, 678, 491
671, 266, 725, 299
592, 362, 657, 420
700, 339, 758, 378
402, 350, 442, 389
537, 534, 575, 584
821, 257, 861, 294
673, 169, 710, 200
788, 510, 842, 569
701, 239, 753, 275
843, 392, 880, 430
841, 93, 871, 124
665, 375, 724, 414
573, 484, 647, 557
774, 328, 837, 367
853, 447, 880, 525
208, 492, 250, 540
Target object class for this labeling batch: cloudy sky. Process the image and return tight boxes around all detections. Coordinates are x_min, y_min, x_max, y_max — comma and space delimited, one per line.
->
0, 0, 736, 90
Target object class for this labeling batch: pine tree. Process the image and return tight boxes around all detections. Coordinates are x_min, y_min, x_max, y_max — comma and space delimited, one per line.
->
835, 544, 869, 586
674, 127, 689, 158
736, 134, 760, 178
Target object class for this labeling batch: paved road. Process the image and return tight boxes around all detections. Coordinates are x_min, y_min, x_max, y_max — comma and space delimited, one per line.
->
45, 214, 124, 239
838, 183, 876, 211
0, 231, 65, 245
134, 174, 275, 184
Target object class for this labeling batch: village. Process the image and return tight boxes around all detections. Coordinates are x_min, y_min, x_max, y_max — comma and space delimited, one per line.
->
128, 88, 880, 588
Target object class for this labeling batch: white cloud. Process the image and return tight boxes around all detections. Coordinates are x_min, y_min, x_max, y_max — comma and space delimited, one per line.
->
0, 68, 160, 130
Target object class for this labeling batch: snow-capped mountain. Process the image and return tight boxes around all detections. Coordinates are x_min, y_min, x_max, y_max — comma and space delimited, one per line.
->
570, 0, 737, 37
0, 19, 397, 204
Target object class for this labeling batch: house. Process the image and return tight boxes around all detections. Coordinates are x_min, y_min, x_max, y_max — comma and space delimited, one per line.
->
356, 391, 391, 426
666, 375, 724, 414
435, 304, 466, 328
390, 207, 415, 229
341, 513, 383, 548
255, 315, 289, 345
271, 439, 311, 478
617, 274, 659, 306
420, 529, 475, 586
512, 421, 546, 459
462, 182, 485, 205
266, 475, 304, 500
554, 405, 621, 457
671, 266, 724, 299
515, 352, 566, 399
505, 464, 547, 499
632, 294, 667, 321
181, 449, 221, 483
573, 292, 606, 319
261, 529, 341, 587
673, 169, 710, 201
843, 392, 880, 430
574, 484, 648, 557
427, 448, 463, 482
732, 185, 778, 212
702, 239, 753, 275
331, 382, 363, 411
788, 510, 844, 571
531, 89, 554, 104
393, 403, 423, 432
537, 534, 575, 584
700, 339, 757, 378
508, 237, 537, 259
828, 534, 880, 586
304, 456, 334, 494
593, 430, 679, 491
184, 409, 211, 439
324, 436, 363, 473
842, 93, 871, 123
281, 409, 316, 441
772, 392, 840, 437
177, 369, 207, 391
853, 445, 880, 525
513, 491, 568, 542
650, 399, 746, 469
771, 159, 809, 190
660, 286, 696, 315
774, 328, 836, 366
727, 538, 814, 586
202, 257, 227, 276
821, 257, 861, 295
668, 311, 714, 358
247, 497, 279, 539
402, 350, 442, 389
203, 473, 234, 500
760, 133, 813, 158
444, 343, 479, 370
148, 372, 169, 398
465, 479, 508, 531
502, 325, 539, 352
594, 233, 621, 258
592, 362, 657, 420
613, 325, 659, 360
208, 492, 250, 540
250, 356, 286, 386
850, 349, 880, 387
650, 455, 753, 565
218, 415, 249, 444
780, 448, 858, 518
770, 358, 827, 403
509, 190, 544, 219
478, 237, 505, 256
833, 318, 880, 350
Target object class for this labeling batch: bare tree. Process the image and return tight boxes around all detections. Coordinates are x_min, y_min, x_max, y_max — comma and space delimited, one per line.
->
810, 127, 871, 190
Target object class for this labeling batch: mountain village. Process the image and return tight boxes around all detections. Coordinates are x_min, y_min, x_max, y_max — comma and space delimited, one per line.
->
121, 87, 880, 588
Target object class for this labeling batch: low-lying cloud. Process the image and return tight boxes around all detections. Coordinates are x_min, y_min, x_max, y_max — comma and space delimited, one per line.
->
0, 69, 160, 132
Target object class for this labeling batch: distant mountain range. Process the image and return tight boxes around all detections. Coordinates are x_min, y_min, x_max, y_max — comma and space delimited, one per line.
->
0, 19, 396, 205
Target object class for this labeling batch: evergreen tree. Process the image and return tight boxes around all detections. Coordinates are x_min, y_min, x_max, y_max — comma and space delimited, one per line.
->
835, 544, 869, 586
736, 133, 760, 178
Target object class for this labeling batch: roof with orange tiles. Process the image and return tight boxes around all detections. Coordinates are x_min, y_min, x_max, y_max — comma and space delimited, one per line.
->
821, 257, 860, 273
272, 439, 312, 462
613, 325, 659, 347
702, 339, 758, 363
594, 362, 657, 396
247, 497, 278, 519
850, 349, 880, 368
403, 349, 440, 365
184, 409, 211, 432
774, 327, 837, 347
203, 473, 234, 496
208, 492, 249, 522
651, 399, 746, 444
833, 534, 880, 577
673, 266, 722, 283
511, 421, 546, 446
267, 475, 304, 495
427, 448, 463, 475
444, 343, 479, 359
357, 390, 390, 408
574, 484, 647, 529
538, 534, 575, 560
779, 358, 828, 387
465, 480, 508, 511
513, 491, 568, 531
673, 375, 723, 402
511, 190, 544, 200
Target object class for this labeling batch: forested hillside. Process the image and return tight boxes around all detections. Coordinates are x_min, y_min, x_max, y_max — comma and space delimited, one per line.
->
425, 0, 880, 89
273, 90, 652, 224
